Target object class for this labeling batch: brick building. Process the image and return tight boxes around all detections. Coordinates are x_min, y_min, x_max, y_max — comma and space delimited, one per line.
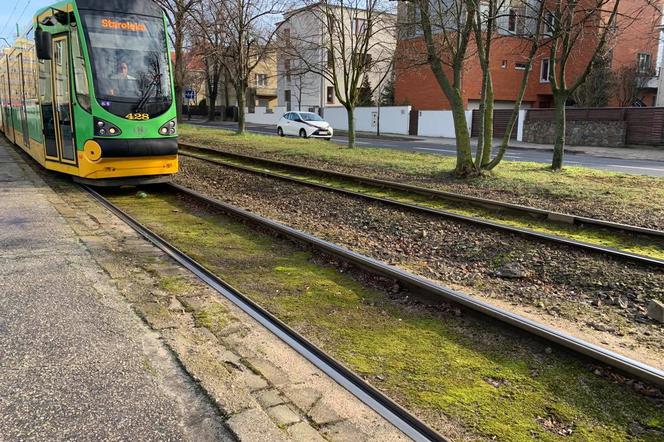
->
394, 0, 663, 110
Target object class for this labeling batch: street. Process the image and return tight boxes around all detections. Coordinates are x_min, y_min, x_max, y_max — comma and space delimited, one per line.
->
190, 120, 664, 177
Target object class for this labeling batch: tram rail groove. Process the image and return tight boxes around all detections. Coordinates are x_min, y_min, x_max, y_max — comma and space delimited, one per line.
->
81, 184, 446, 442
178, 143, 664, 268
178, 142, 664, 238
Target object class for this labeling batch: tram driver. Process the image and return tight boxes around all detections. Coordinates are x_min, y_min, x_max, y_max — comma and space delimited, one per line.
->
107, 61, 137, 96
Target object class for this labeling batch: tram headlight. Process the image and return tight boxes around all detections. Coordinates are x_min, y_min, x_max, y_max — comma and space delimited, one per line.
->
94, 118, 121, 137
159, 119, 177, 136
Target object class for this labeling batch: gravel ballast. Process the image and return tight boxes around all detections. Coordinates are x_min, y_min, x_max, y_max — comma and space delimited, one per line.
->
176, 156, 664, 369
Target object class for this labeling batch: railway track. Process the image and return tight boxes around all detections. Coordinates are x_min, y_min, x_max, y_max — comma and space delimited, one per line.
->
85, 182, 664, 395
178, 142, 664, 267
82, 184, 446, 442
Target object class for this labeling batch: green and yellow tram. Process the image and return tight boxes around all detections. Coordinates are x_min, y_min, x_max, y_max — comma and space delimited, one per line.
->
0, 0, 178, 184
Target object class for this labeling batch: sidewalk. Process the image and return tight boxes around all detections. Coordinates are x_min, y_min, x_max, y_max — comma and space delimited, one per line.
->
191, 118, 664, 162
0, 143, 229, 440
0, 140, 405, 441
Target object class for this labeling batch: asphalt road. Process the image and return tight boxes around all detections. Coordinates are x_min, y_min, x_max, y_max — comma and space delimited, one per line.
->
189, 120, 664, 177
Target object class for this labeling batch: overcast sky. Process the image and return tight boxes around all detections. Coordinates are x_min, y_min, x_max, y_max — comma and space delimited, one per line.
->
0, 0, 56, 46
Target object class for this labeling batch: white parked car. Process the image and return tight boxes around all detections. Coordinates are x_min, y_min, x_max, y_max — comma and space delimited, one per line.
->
276, 111, 333, 139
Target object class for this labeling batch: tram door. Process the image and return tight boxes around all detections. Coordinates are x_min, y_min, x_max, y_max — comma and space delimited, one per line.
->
17, 54, 30, 148
42, 36, 75, 164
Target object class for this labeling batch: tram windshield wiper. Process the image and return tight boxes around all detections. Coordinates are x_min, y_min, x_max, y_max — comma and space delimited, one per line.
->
134, 73, 161, 113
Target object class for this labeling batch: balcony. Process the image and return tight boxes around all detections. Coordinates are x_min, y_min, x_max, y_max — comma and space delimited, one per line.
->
254, 86, 278, 98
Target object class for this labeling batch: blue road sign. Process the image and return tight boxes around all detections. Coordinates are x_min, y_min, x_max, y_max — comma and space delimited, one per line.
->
184, 89, 195, 100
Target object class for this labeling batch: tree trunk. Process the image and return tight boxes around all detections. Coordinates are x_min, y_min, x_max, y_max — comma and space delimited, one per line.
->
481, 79, 494, 167
450, 91, 475, 176
208, 85, 218, 121
237, 81, 246, 134
552, 93, 566, 170
346, 106, 355, 148
208, 68, 220, 122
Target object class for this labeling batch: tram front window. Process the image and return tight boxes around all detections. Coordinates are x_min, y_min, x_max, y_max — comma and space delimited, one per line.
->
81, 12, 172, 118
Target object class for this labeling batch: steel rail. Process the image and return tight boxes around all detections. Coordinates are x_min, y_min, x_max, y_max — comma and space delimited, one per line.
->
178, 146, 664, 267
178, 142, 664, 238
82, 184, 446, 442
165, 182, 664, 389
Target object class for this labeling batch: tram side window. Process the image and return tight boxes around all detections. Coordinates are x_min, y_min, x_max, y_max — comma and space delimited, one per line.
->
71, 29, 91, 112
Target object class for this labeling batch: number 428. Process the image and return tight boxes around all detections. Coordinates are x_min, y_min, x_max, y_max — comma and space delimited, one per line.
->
125, 113, 150, 120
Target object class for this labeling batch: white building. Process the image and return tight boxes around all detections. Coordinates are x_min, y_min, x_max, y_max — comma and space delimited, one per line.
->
276, 2, 396, 113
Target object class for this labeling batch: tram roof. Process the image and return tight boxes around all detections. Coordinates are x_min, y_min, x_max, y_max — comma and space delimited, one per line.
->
34, 0, 164, 21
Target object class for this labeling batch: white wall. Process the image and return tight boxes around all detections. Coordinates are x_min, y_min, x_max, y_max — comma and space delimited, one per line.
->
323, 106, 411, 135
417, 110, 473, 138
245, 106, 287, 125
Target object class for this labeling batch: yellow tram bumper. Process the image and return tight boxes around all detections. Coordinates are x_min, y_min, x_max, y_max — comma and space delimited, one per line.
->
77, 152, 179, 179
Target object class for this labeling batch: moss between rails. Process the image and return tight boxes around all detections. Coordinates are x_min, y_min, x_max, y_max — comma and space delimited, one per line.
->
181, 150, 664, 260
107, 189, 664, 441
179, 124, 664, 227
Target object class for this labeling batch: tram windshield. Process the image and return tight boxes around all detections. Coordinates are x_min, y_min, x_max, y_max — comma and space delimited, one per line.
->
80, 12, 172, 118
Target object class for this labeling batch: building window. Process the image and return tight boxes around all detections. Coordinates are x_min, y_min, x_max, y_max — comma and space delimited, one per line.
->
285, 90, 291, 111
542, 11, 555, 35
515, 62, 527, 70
508, 8, 525, 34
501, 59, 507, 69
255, 73, 267, 87
327, 86, 334, 104
354, 18, 367, 35
637, 53, 651, 73
353, 52, 372, 69
540, 58, 550, 82
327, 49, 334, 68
284, 59, 291, 82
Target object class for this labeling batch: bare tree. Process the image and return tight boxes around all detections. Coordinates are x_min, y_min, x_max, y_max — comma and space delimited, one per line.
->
153, 0, 201, 122
290, 66, 319, 111
400, 0, 477, 175
475, 0, 546, 170
190, 0, 230, 121
539, 0, 655, 169
213, 0, 284, 133
282, 0, 396, 148
615, 63, 655, 107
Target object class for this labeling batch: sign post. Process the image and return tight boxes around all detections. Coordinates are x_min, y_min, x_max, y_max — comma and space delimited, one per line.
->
184, 88, 196, 120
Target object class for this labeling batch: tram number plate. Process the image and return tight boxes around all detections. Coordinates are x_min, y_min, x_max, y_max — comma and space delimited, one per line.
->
125, 113, 150, 120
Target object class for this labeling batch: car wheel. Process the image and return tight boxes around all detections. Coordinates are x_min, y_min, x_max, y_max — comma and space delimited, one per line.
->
277, 127, 284, 137
299, 129, 308, 138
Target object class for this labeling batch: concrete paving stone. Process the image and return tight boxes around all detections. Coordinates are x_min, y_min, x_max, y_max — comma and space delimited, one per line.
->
307, 401, 344, 426
245, 357, 290, 386
240, 370, 269, 391
267, 404, 302, 426
282, 386, 322, 413
321, 420, 369, 442
288, 422, 327, 442
256, 388, 287, 408
139, 302, 179, 330
226, 408, 290, 442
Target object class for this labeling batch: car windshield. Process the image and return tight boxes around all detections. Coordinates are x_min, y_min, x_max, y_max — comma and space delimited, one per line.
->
300, 113, 323, 122
80, 11, 172, 118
